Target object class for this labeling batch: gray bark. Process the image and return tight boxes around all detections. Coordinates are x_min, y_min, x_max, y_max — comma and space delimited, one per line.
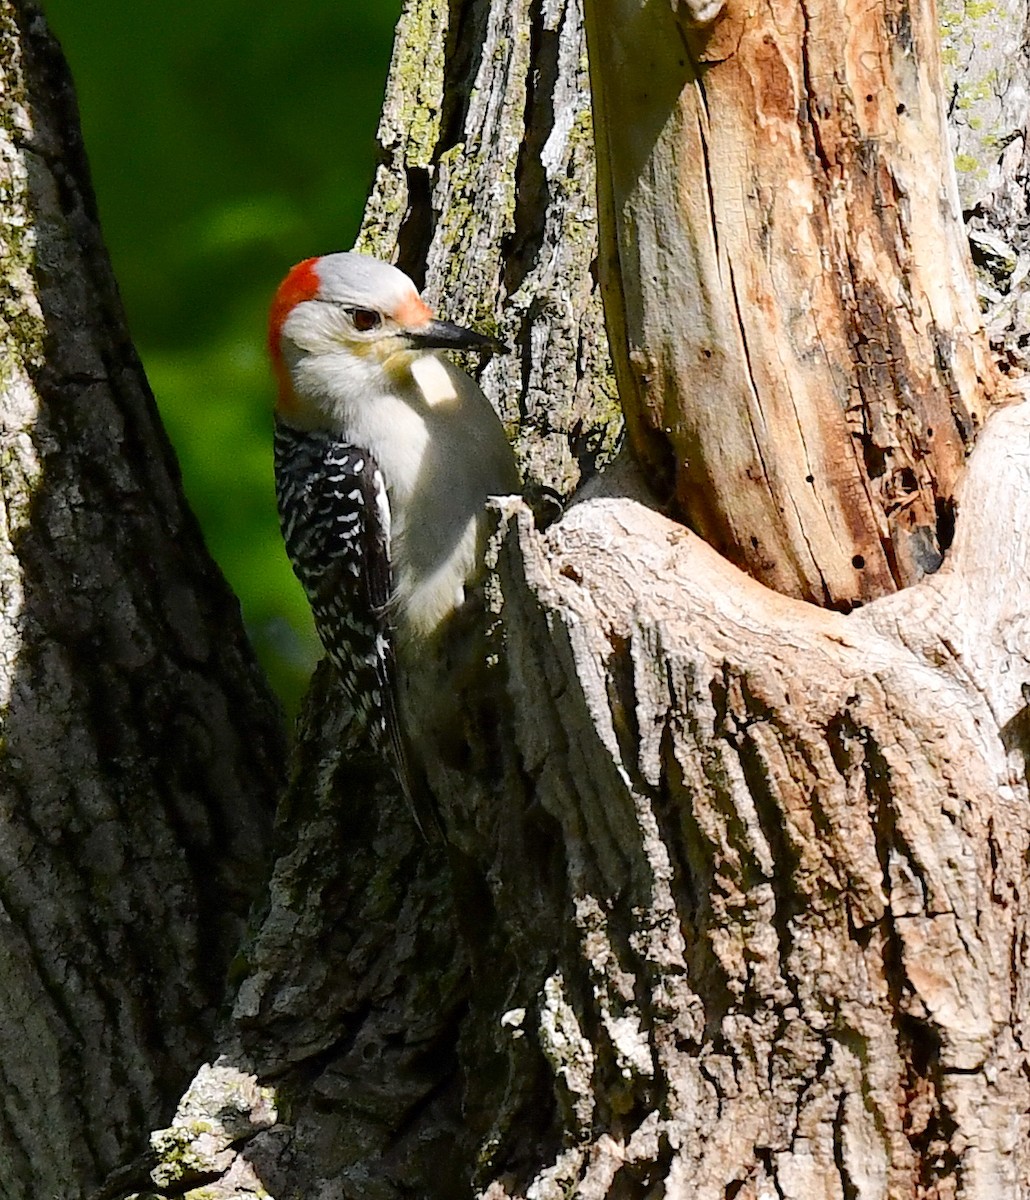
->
0, 5, 283, 1196
162, 1, 1029, 1196
359, 0, 621, 498
942, 0, 1030, 372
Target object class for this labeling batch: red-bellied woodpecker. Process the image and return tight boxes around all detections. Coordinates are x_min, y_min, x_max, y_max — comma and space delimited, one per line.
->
268, 252, 519, 813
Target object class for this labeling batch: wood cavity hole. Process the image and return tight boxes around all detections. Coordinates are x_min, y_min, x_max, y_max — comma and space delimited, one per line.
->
852, 554, 865, 569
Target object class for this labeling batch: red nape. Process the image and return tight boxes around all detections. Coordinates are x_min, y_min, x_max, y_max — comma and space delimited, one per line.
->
267, 257, 321, 361
268, 257, 322, 414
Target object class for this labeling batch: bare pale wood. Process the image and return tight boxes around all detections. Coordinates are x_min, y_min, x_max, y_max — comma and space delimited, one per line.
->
585, 0, 999, 606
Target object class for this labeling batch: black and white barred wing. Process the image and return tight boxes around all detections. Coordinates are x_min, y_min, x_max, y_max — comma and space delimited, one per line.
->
274, 425, 395, 745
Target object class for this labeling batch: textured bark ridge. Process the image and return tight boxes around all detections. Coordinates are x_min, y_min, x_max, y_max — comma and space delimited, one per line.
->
470, 416, 1030, 1198
586, 0, 999, 608
942, 0, 1030, 373
359, 0, 621, 498
132, 673, 474, 1200
0, 5, 283, 1196
154, 404, 1030, 1200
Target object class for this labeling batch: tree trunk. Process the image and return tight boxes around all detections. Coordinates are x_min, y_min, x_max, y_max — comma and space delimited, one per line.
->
587, 0, 999, 607
10, 0, 1030, 1198
0, 5, 283, 1196
358, 0, 621, 498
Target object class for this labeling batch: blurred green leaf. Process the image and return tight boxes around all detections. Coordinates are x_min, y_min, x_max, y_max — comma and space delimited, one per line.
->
44, 0, 401, 714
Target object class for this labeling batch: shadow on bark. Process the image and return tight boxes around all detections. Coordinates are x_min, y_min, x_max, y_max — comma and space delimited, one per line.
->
0, 6, 283, 1194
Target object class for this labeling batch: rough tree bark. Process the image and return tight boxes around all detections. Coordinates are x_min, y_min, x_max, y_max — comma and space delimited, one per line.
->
0, 4, 284, 1197
941, 0, 1030, 373
4, 0, 1030, 1197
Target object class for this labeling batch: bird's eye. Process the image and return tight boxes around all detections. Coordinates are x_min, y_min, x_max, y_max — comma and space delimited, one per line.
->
348, 307, 382, 332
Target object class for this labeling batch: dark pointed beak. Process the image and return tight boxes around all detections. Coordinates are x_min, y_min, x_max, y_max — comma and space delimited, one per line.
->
406, 319, 508, 354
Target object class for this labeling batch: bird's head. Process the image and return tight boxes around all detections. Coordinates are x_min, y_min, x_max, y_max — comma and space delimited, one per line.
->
268, 252, 501, 424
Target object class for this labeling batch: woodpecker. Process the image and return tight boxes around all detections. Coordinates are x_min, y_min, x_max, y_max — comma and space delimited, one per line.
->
269, 252, 519, 809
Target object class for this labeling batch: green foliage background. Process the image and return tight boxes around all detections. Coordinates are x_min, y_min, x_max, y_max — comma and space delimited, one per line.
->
44, 0, 401, 713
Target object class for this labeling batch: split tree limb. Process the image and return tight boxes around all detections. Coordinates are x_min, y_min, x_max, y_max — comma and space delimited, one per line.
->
586, 0, 999, 606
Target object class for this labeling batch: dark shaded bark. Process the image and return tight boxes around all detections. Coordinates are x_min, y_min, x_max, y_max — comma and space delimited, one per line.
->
0, 5, 283, 1195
